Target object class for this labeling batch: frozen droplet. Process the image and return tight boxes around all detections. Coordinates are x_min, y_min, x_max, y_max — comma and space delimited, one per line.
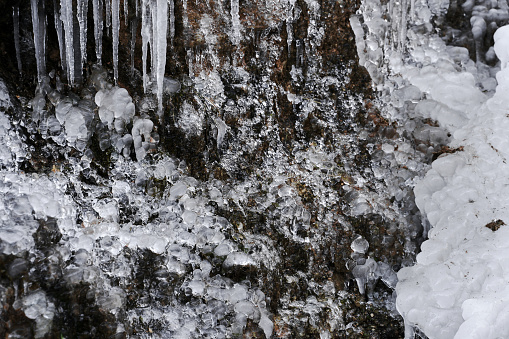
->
351, 236, 369, 254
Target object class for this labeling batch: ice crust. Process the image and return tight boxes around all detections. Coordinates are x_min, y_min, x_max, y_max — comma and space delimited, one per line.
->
353, 0, 509, 334
0, 75, 275, 337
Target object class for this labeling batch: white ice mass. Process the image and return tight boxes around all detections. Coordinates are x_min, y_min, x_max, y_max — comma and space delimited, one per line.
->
352, 0, 509, 335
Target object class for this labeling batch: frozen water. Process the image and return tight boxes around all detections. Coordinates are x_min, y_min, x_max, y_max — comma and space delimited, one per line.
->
92, 0, 104, 64
31, 0, 47, 82
61, 0, 75, 84
77, 0, 88, 72
112, 0, 120, 83
13, 5, 22, 74
95, 86, 136, 132
353, 0, 509, 332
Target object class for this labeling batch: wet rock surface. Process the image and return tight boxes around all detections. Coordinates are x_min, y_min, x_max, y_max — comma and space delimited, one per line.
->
0, 0, 478, 337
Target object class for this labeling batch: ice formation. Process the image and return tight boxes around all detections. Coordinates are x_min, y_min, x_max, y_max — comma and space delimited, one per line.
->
14, 0, 509, 336
112, 0, 120, 83
61, 0, 75, 85
92, 0, 104, 64
95, 86, 135, 133
353, 0, 509, 334
31, 0, 46, 82
13, 4, 22, 75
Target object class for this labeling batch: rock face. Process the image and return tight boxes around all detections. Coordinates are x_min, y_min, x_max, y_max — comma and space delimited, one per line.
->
0, 0, 463, 337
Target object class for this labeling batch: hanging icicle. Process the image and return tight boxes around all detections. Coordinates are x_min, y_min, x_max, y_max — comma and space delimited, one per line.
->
61, 0, 75, 84
124, 0, 129, 26
169, 0, 175, 46
77, 0, 89, 73
182, 0, 188, 33
141, 0, 152, 92
31, 0, 47, 83
130, 16, 138, 76
53, 0, 66, 75
150, 1, 157, 82
106, 0, 112, 35
13, 5, 22, 75
231, 0, 241, 45
112, 0, 120, 83
92, 0, 104, 64
155, 0, 168, 114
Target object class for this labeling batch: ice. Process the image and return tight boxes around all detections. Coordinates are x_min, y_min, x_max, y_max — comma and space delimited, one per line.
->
495, 25, 509, 69
177, 101, 203, 136
154, 0, 168, 114
124, 0, 128, 25
61, 0, 75, 84
77, 0, 89, 72
95, 87, 136, 132
31, 0, 47, 82
214, 243, 232, 257
169, 0, 175, 45
371, 10, 509, 338
132, 118, 154, 161
223, 252, 256, 268
231, 0, 241, 45
21, 291, 55, 338
13, 5, 22, 74
164, 77, 181, 94
96, 287, 125, 312
234, 300, 259, 320
92, 0, 104, 63
141, 0, 152, 92
350, 236, 369, 254
112, 0, 120, 82
214, 117, 227, 149
105, 0, 111, 31
93, 199, 119, 222
53, 0, 66, 75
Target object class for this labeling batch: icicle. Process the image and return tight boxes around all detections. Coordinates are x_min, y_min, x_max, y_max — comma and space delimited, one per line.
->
53, 0, 66, 74
296, 39, 303, 67
124, 0, 129, 25
286, 20, 293, 57
286, 0, 296, 57
169, 0, 175, 46
182, 0, 188, 32
61, 0, 75, 85
151, 1, 157, 81
155, 0, 168, 114
13, 5, 22, 75
92, 0, 104, 64
186, 49, 193, 77
231, 0, 240, 45
77, 0, 89, 72
106, 0, 111, 34
399, 0, 408, 50
31, 0, 47, 83
130, 16, 138, 76
141, 0, 152, 92
112, 0, 120, 83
